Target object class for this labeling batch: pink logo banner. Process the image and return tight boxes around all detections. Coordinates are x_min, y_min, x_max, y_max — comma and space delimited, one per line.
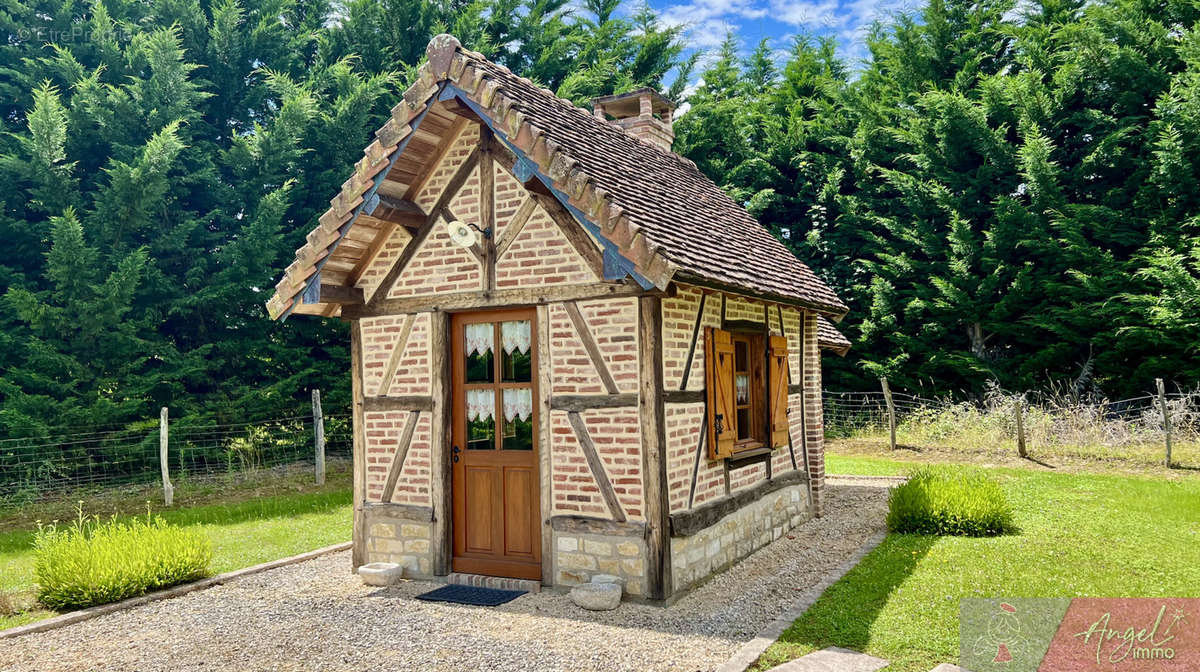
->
960, 598, 1198, 671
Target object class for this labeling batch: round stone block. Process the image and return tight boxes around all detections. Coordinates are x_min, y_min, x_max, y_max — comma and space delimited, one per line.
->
570, 582, 622, 611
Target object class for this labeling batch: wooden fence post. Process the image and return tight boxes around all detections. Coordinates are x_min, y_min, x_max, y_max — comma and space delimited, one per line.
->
159, 407, 174, 506
1157, 378, 1173, 468
312, 388, 326, 486
1015, 398, 1027, 458
880, 377, 897, 451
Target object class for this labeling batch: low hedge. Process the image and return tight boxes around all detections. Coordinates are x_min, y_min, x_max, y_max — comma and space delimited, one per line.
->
886, 466, 1014, 536
33, 507, 212, 610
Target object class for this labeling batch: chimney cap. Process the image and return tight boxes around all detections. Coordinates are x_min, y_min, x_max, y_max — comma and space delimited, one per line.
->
591, 87, 674, 120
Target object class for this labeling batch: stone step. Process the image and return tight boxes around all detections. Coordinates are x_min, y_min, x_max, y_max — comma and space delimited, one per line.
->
765, 646, 889, 672
928, 665, 971, 672
445, 573, 541, 594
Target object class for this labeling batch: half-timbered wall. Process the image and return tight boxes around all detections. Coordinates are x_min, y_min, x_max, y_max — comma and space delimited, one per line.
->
660, 284, 823, 592
354, 120, 647, 593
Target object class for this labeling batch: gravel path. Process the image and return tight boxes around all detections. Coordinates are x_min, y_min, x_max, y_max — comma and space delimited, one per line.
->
0, 483, 889, 672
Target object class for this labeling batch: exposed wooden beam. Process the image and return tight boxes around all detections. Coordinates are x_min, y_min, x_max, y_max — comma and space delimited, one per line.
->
373, 195, 425, 218
363, 395, 435, 413
549, 394, 639, 411
377, 314, 416, 397
639, 294, 671, 601
494, 197, 536, 260
563, 301, 619, 395
343, 281, 667, 318
380, 410, 421, 503
346, 223, 412, 288
480, 128, 496, 291
366, 147, 481, 309
317, 284, 363, 305
403, 116, 470, 201
686, 416, 708, 510
670, 469, 807, 537
566, 411, 626, 523
550, 515, 646, 537
678, 292, 709, 391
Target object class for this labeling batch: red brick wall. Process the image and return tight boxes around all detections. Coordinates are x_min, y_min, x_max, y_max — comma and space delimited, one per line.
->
549, 408, 643, 520
660, 284, 824, 515
360, 313, 431, 397
363, 409, 432, 506
546, 298, 643, 519
352, 129, 643, 525
388, 164, 483, 298
547, 299, 638, 394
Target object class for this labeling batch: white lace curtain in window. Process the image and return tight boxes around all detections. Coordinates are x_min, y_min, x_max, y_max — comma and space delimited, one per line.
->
503, 388, 532, 422
464, 323, 493, 357
466, 389, 493, 422
501, 320, 531, 355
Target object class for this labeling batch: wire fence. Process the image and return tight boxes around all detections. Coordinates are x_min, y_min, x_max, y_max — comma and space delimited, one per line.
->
824, 382, 1200, 467
0, 403, 352, 507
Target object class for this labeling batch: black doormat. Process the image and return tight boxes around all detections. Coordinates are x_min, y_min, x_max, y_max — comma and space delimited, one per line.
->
414, 584, 527, 606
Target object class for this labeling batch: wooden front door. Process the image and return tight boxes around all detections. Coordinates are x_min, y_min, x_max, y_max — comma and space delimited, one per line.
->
451, 309, 541, 580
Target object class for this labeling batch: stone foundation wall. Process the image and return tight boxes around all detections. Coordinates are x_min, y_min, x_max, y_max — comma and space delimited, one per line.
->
363, 506, 434, 577
553, 530, 647, 597
669, 482, 811, 593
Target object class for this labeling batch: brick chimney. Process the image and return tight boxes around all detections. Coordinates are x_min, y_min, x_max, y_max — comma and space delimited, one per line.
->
591, 88, 675, 152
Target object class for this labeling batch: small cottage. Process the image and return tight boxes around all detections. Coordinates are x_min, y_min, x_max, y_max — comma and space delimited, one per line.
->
266, 35, 849, 602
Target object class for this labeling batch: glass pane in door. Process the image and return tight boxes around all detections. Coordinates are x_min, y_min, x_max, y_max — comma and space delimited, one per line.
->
500, 321, 532, 382
464, 323, 495, 383
466, 389, 495, 450
502, 388, 533, 450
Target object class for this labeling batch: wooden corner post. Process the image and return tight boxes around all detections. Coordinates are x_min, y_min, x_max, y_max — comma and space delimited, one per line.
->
350, 321, 367, 569
638, 295, 672, 601
429, 311, 453, 575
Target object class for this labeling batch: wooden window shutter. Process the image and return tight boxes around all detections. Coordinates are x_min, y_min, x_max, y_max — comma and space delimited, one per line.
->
769, 335, 789, 447
704, 327, 737, 459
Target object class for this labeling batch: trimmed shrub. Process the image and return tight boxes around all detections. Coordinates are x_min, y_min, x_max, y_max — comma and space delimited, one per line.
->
33, 505, 212, 610
886, 467, 1014, 536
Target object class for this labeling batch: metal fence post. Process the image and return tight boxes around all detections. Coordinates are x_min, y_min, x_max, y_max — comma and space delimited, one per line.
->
312, 389, 326, 485
1157, 378, 1173, 468
1015, 398, 1027, 458
880, 377, 896, 450
159, 407, 174, 506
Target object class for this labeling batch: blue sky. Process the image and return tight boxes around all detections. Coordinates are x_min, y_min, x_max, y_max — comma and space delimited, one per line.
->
639, 0, 922, 70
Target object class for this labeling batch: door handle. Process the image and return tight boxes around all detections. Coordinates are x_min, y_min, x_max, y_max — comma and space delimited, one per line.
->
451, 444, 460, 463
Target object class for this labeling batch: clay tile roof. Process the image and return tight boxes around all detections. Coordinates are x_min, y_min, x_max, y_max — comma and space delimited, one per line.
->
817, 316, 851, 356
457, 49, 847, 316
265, 35, 848, 320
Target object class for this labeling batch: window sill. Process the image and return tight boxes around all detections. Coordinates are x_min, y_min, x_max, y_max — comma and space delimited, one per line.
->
726, 445, 772, 465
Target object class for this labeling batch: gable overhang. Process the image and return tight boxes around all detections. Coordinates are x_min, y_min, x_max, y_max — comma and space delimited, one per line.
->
277, 85, 654, 322
279, 83, 447, 321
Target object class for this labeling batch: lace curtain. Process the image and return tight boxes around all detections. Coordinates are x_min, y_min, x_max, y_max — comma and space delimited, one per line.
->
465, 321, 529, 356
464, 323, 493, 357
466, 389, 531, 422
501, 320, 531, 355
466, 389, 493, 422
735, 374, 750, 405
503, 388, 532, 422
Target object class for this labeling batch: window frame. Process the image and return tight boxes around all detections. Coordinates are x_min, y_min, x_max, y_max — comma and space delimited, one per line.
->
705, 321, 787, 461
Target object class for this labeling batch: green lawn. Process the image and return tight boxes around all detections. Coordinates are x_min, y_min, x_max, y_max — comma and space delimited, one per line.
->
0, 468, 351, 631
756, 455, 1200, 671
